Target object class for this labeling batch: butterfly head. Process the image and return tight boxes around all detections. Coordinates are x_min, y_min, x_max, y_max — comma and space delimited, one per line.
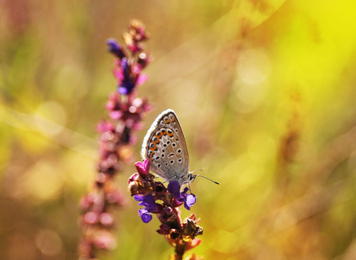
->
186, 173, 197, 184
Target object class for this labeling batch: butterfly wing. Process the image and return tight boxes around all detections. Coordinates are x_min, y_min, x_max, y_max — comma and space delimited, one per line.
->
141, 109, 190, 183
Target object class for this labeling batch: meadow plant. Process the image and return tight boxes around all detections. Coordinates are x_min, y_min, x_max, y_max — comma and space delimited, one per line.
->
78, 20, 151, 259
128, 159, 204, 260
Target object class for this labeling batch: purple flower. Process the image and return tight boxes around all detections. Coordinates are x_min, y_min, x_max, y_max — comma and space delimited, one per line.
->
134, 194, 159, 223
167, 181, 181, 199
107, 38, 126, 59
138, 208, 152, 223
109, 24, 151, 97
180, 187, 196, 210
183, 192, 196, 210
118, 58, 136, 95
168, 181, 196, 210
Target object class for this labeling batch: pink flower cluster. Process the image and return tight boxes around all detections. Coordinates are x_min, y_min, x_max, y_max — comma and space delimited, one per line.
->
79, 20, 151, 259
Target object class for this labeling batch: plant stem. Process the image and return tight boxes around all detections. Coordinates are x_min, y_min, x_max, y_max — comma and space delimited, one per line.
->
174, 240, 185, 260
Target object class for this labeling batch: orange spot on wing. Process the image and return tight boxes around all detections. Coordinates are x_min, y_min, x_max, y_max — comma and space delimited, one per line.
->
156, 132, 162, 139
149, 144, 157, 151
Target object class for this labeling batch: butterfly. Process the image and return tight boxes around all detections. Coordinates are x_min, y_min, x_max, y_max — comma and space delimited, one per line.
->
141, 109, 219, 186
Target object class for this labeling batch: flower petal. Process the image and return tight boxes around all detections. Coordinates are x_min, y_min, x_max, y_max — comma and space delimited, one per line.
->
138, 208, 152, 223
136, 74, 148, 86
184, 194, 196, 210
135, 159, 150, 176
167, 181, 181, 199
134, 194, 144, 201
142, 159, 150, 173
107, 38, 126, 59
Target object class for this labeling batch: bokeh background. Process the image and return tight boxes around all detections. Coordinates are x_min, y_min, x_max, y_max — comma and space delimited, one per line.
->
2, 0, 356, 259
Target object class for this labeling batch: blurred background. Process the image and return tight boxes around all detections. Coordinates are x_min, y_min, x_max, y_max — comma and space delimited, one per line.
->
1, 0, 356, 259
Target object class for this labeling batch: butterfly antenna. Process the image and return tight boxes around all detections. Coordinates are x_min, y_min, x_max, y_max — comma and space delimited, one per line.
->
195, 174, 220, 185
190, 169, 219, 185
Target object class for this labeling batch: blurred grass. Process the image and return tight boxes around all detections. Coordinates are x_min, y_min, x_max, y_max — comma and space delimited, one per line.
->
1, 0, 356, 259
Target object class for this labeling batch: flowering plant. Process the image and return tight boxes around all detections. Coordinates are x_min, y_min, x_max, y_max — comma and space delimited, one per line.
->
128, 159, 204, 260
78, 20, 151, 259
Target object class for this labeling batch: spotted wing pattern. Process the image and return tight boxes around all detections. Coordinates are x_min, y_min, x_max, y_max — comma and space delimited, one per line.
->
141, 109, 190, 184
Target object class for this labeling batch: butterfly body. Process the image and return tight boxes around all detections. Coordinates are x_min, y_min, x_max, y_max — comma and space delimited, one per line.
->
141, 109, 192, 185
